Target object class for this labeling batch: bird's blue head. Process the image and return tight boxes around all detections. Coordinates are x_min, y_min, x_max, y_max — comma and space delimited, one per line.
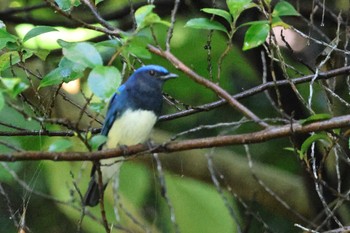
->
129, 65, 178, 88
122, 65, 177, 113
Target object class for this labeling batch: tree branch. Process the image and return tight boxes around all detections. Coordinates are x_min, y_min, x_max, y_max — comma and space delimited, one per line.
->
159, 65, 350, 121
1, 114, 349, 162
148, 45, 270, 128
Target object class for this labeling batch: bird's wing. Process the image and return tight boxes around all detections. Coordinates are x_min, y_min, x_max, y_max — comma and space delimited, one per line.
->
100, 84, 126, 136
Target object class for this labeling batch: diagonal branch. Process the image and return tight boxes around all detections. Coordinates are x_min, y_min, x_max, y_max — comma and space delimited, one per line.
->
1, 114, 349, 162
159, 65, 350, 121
148, 45, 270, 128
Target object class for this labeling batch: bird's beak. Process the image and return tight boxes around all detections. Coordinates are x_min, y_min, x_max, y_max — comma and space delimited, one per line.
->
161, 73, 178, 80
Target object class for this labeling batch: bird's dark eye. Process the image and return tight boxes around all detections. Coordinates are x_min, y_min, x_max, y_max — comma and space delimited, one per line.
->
149, 70, 155, 76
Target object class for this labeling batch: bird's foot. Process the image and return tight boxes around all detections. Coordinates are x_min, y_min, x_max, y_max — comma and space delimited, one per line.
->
119, 144, 129, 155
145, 140, 159, 152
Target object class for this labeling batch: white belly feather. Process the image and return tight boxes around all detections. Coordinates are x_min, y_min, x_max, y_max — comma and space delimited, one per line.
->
99, 109, 157, 183
105, 109, 157, 148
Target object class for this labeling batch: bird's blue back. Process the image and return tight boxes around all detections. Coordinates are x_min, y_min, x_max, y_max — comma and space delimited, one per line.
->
100, 65, 170, 137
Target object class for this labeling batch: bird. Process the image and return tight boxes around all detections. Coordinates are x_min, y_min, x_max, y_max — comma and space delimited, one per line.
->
83, 65, 178, 207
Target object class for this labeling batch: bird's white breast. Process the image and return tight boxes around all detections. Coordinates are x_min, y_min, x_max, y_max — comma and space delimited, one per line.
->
99, 109, 157, 184
105, 109, 157, 148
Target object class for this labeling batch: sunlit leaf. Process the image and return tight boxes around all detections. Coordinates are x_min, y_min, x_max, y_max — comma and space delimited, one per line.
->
58, 40, 103, 68
11, 82, 28, 98
55, 0, 80, 11
0, 50, 33, 71
243, 23, 269, 50
89, 135, 107, 150
201, 8, 232, 24
0, 29, 17, 50
272, 1, 300, 17
88, 66, 121, 99
48, 139, 73, 152
185, 18, 228, 34
226, 0, 256, 20
300, 113, 332, 125
23, 26, 58, 42
135, 5, 155, 26
1, 77, 28, 98
144, 13, 170, 28
1, 77, 20, 90
134, 5, 170, 30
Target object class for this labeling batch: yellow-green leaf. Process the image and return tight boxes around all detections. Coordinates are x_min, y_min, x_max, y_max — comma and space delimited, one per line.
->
185, 18, 228, 34
272, 1, 300, 17
243, 23, 269, 50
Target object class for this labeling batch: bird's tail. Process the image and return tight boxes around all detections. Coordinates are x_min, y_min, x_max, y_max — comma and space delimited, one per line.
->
83, 174, 103, 207
83, 158, 123, 207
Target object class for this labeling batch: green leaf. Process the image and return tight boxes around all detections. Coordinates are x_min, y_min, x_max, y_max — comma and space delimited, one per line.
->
134, 5, 170, 30
0, 50, 33, 71
95, 39, 120, 63
272, 1, 300, 17
1, 77, 28, 98
237, 20, 269, 29
88, 66, 121, 99
144, 13, 170, 28
201, 8, 232, 24
23, 26, 58, 42
89, 102, 106, 113
0, 29, 18, 50
58, 57, 86, 82
243, 23, 269, 50
0, 91, 4, 111
135, 5, 155, 28
185, 18, 228, 34
89, 135, 107, 150
33, 49, 50, 60
226, 0, 256, 20
300, 113, 332, 125
58, 40, 103, 68
271, 16, 291, 28
126, 36, 152, 59
1, 77, 20, 90
55, 0, 80, 11
11, 82, 28, 98
39, 57, 86, 88
48, 139, 73, 152
39, 68, 65, 88
299, 133, 331, 160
